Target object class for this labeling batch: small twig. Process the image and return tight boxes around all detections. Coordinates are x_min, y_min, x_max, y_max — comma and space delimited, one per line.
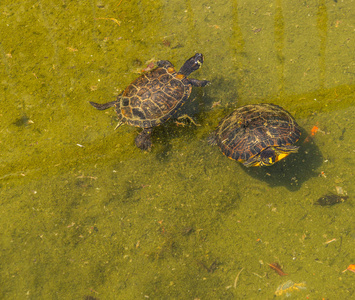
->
96, 17, 121, 26
268, 262, 288, 276
233, 267, 244, 289
252, 272, 266, 278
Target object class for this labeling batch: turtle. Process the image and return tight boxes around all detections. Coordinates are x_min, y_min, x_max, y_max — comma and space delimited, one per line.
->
208, 103, 301, 167
89, 53, 209, 150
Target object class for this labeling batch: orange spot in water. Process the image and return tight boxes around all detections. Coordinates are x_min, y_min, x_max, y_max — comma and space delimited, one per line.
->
311, 126, 319, 136
347, 264, 355, 273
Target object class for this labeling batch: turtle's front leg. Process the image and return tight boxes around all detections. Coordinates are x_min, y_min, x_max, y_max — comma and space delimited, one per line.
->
189, 78, 210, 87
135, 128, 153, 151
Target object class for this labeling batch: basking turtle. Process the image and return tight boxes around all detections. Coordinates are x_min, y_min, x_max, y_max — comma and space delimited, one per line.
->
90, 53, 209, 150
208, 104, 301, 167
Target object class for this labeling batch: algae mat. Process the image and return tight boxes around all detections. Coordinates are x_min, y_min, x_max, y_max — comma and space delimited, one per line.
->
1, 1, 354, 299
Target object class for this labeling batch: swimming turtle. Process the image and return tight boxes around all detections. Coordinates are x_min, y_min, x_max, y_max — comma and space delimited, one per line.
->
208, 103, 301, 167
90, 53, 209, 150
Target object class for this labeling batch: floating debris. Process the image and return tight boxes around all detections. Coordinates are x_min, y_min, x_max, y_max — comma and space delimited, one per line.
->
347, 264, 355, 273
275, 280, 306, 297
269, 262, 288, 276
310, 125, 319, 136
335, 186, 344, 195
141, 61, 156, 73
342, 264, 355, 273
324, 238, 337, 244
314, 193, 349, 206
233, 267, 244, 289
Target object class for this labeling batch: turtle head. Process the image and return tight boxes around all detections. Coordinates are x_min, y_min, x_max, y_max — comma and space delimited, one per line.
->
178, 53, 204, 76
259, 145, 299, 166
259, 149, 277, 166
243, 148, 277, 167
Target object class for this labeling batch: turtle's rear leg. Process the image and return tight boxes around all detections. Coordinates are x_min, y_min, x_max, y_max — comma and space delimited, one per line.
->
89, 100, 118, 110
189, 78, 210, 87
135, 128, 152, 151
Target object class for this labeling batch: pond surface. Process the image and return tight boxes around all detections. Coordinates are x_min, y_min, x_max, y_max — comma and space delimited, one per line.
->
1, 0, 354, 299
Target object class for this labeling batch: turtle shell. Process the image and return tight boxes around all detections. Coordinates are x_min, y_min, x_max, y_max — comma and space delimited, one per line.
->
209, 103, 301, 163
116, 66, 191, 129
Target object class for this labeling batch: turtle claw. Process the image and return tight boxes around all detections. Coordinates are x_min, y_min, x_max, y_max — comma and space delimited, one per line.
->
177, 114, 201, 126
114, 122, 123, 130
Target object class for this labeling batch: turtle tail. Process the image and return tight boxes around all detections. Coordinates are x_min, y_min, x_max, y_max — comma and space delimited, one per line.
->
89, 100, 118, 110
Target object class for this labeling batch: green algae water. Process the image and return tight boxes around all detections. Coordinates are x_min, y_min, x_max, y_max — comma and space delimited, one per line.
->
1, 1, 354, 299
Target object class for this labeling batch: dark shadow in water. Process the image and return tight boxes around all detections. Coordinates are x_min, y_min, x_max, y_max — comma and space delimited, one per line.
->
240, 128, 323, 191
12, 115, 31, 127
152, 72, 240, 154
152, 118, 198, 162
205, 75, 240, 106
154, 139, 173, 162
152, 89, 216, 157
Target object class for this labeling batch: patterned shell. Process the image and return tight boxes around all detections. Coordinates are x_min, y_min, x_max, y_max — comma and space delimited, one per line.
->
117, 66, 191, 128
210, 104, 301, 162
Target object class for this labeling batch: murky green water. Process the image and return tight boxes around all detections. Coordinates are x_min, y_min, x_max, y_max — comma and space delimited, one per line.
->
1, 0, 354, 299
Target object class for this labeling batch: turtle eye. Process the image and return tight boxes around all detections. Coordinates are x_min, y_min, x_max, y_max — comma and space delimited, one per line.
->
260, 153, 275, 166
